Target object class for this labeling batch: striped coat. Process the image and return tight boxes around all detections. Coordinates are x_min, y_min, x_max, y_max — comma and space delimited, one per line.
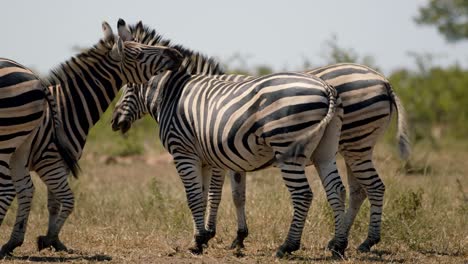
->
0, 19, 182, 256
113, 22, 410, 256
112, 55, 346, 257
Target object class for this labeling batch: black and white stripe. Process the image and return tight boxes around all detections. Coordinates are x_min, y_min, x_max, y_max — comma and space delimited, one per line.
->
112, 52, 345, 257
0, 19, 182, 256
213, 64, 410, 253
111, 22, 409, 256
0, 57, 77, 257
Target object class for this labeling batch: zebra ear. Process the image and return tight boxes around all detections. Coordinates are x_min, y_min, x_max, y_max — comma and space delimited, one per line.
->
117, 18, 133, 41
109, 36, 125, 61
136, 20, 144, 31
117, 37, 125, 60
102, 21, 114, 42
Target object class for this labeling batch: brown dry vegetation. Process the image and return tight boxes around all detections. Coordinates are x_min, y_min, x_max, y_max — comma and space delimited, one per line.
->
0, 121, 467, 263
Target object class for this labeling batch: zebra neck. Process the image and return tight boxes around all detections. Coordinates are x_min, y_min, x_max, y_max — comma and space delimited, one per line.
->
146, 71, 190, 120
50, 63, 124, 153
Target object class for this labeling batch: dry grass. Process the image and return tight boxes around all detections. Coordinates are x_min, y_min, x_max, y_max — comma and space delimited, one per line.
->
0, 141, 467, 263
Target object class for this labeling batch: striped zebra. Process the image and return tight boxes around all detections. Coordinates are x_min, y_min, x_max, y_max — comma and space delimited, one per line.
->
111, 53, 346, 257
0, 58, 77, 257
0, 19, 183, 257
220, 64, 410, 254
113, 22, 410, 255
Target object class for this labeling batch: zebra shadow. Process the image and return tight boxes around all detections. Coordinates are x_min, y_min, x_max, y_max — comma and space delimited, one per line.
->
4, 254, 112, 262
273, 249, 405, 263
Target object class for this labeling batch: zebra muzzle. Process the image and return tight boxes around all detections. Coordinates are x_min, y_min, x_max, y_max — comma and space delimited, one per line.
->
118, 120, 132, 134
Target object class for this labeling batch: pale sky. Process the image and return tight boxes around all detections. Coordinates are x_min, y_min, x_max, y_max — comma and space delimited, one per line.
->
2, 0, 467, 75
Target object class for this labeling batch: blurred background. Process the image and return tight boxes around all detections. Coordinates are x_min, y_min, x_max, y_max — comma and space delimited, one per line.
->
1, 0, 467, 148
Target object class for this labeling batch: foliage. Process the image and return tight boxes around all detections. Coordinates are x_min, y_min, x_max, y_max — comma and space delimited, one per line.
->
320, 35, 379, 70
415, 0, 468, 42
389, 64, 468, 143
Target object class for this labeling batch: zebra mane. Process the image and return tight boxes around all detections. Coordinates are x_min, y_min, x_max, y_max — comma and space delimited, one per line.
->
129, 22, 225, 76
41, 37, 117, 87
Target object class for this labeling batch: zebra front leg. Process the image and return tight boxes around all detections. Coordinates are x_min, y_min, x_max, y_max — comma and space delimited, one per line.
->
0, 136, 34, 257
174, 157, 209, 255
205, 168, 226, 241
228, 171, 248, 249
276, 164, 313, 258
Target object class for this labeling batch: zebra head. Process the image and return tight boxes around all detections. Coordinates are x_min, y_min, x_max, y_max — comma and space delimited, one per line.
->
103, 19, 183, 84
111, 83, 145, 134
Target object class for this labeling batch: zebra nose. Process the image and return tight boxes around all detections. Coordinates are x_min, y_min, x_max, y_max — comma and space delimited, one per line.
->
111, 116, 121, 131
119, 120, 132, 134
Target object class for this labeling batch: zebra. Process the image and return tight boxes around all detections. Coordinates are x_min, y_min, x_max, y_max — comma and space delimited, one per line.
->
0, 58, 77, 256
112, 22, 410, 255
111, 51, 346, 257
216, 64, 410, 253
0, 19, 183, 257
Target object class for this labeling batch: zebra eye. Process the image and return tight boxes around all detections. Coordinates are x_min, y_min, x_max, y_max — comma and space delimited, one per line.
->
136, 53, 144, 60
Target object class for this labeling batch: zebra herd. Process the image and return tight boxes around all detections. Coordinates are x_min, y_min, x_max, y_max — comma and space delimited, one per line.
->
0, 19, 410, 258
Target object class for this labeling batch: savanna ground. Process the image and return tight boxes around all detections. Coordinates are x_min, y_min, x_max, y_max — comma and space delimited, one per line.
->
0, 115, 467, 264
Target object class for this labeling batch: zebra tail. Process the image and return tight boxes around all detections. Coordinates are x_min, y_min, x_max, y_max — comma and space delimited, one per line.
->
39, 81, 81, 178
386, 82, 411, 160
278, 84, 338, 163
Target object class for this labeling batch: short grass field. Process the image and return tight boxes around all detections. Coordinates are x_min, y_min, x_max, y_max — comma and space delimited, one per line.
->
0, 115, 467, 263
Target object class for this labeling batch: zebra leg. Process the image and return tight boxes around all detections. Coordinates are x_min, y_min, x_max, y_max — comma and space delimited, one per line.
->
340, 163, 367, 241
0, 163, 16, 227
205, 168, 226, 241
37, 184, 72, 253
173, 157, 208, 255
276, 163, 313, 258
37, 172, 74, 253
0, 136, 34, 257
348, 157, 384, 252
314, 160, 347, 257
228, 171, 248, 249
312, 111, 347, 257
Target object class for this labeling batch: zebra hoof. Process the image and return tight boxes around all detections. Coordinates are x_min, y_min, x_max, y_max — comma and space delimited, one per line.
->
275, 242, 300, 258
0, 241, 20, 258
229, 229, 248, 250
357, 237, 379, 253
358, 238, 380, 253
328, 238, 347, 258
188, 244, 203, 255
327, 238, 336, 250
37, 236, 69, 252
331, 247, 346, 259
229, 238, 244, 250
207, 229, 216, 240
357, 242, 371, 253
0, 248, 12, 259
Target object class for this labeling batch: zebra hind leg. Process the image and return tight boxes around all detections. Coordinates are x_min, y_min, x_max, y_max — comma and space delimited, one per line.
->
311, 110, 347, 258
275, 160, 313, 258
37, 173, 74, 253
0, 136, 35, 257
347, 156, 384, 252
37, 186, 71, 253
228, 171, 248, 250
0, 166, 16, 227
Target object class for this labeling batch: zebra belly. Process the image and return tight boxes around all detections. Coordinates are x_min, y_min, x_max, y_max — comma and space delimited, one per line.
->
201, 135, 276, 172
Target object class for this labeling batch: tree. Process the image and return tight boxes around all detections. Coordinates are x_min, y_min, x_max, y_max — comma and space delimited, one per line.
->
415, 0, 468, 42
320, 35, 379, 71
